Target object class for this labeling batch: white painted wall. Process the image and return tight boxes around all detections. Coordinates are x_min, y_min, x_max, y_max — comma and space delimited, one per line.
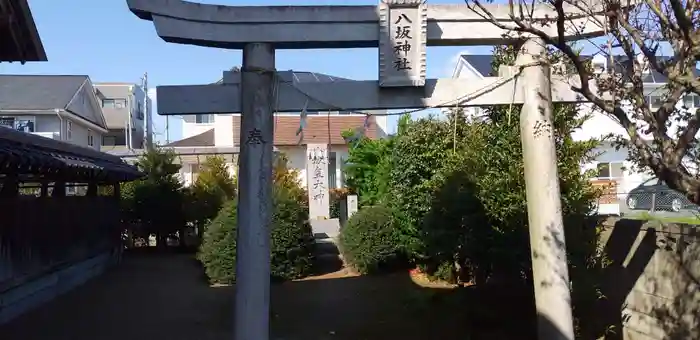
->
571, 103, 628, 142
182, 122, 215, 140
366, 110, 390, 137
572, 97, 699, 142
214, 114, 234, 146
62, 116, 103, 151
181, 114, 215, 139
179, 164, 196, 187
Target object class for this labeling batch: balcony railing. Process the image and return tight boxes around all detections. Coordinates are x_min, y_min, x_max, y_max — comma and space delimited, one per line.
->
31, 131, 60, 140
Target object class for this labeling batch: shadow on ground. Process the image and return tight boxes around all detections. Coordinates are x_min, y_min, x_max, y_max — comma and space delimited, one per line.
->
0, 247, 540, 340
5, 215, 684, 340
3, 216, 694, 340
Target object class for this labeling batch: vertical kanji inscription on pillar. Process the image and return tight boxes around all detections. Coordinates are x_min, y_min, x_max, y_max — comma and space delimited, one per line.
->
378, 0, 427, 87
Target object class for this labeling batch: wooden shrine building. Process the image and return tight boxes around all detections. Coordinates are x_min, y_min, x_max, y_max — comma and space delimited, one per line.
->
0, 128, 142, 324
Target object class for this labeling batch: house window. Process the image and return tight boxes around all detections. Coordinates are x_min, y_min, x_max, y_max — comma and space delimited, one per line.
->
137, 102, 144, 120
195, 114, 214, 124
592, 62, 605, 74
88, 130, 94, 147
66, 121, 72, 140
0, 117, 13, 128
102, 98, 126, 109
103, 136, 117, 146
648, 95, 663, 111
66, 184, 76, 196
15, 119, 35, 132
682, 94, 700, 109
596, 162, 624, 179
0, 117, 35, 132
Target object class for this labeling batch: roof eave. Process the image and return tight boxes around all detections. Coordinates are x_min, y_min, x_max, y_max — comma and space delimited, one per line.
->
17, 0, 47, 61
0, 0, 47, 62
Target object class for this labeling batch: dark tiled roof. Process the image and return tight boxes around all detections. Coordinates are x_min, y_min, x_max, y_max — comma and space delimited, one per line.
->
213, 68, 351, 84
0, 75, 106, 128
460, 55, 700, 83
0, 126, 142, 181
0, 75, 86, 110
165, 128, 215, 147
459, 55, 496, 77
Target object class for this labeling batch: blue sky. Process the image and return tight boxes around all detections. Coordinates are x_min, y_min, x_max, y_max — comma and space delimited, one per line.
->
0, 0, 508, 143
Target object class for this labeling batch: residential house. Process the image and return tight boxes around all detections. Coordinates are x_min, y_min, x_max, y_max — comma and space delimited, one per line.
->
174, 70, 390, 188
0, 75, 108, 151
161, 129, 239, 186
451, 54, 700, 214
94, 82, 153, 151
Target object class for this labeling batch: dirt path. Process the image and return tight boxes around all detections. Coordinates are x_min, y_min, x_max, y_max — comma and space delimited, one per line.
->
0, 251, 232, 340
0, 251, 535, 340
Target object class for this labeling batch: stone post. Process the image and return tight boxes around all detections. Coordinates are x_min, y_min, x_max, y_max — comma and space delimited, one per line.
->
518, 38, 575, 340
306, 143, 331, 220
235, 42, 275, 340
346, 194, 358, 219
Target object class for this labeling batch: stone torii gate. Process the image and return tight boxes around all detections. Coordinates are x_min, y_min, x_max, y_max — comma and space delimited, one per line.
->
126, 1, 607, 339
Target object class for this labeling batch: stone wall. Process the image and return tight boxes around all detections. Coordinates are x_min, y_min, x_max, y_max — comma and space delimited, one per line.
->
0, 251, 118, 324
598, 218, 699, 339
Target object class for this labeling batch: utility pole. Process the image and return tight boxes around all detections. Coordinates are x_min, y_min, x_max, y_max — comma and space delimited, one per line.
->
127, 85, 134, 150
234, 43, 275, 340
142, 72, 153, 150
518, 38, 575, 340
166, 116, 170, 144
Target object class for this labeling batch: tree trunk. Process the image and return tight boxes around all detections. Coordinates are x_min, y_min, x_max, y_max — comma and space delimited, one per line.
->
157, 232, 168, 250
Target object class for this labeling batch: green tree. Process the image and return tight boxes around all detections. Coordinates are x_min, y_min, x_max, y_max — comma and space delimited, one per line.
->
342, 114, 410, 207
273, 152, 306, 205
185, 156, 238, 241
194, 155, 236, 199
418, 45, 607, 338
339, 205, 403, 274
124, 147, 187, 248
198, 152, 313, 283
386, 113, 467, 257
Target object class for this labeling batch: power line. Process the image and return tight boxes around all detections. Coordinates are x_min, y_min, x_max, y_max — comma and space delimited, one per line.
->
282, 63, 535, 141
284, 63, 534, 118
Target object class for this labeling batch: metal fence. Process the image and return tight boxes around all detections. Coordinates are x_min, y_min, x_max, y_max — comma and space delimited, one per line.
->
594, 187, 700, 220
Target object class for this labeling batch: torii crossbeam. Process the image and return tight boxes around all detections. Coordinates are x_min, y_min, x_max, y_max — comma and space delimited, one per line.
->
127, 1, 611, 340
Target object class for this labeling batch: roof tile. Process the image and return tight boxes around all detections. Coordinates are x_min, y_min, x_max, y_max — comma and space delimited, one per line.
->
233, 115, 377, 146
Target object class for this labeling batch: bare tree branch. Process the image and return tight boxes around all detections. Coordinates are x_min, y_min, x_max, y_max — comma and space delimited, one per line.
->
465, 0, 700, 202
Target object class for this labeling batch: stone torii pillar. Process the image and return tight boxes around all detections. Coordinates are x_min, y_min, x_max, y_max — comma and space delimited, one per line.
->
126, 1, 610, 339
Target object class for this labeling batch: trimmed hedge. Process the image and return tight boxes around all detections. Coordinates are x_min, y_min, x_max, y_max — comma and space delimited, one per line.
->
197, 188, 314, 284
338, 205, 402, 274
